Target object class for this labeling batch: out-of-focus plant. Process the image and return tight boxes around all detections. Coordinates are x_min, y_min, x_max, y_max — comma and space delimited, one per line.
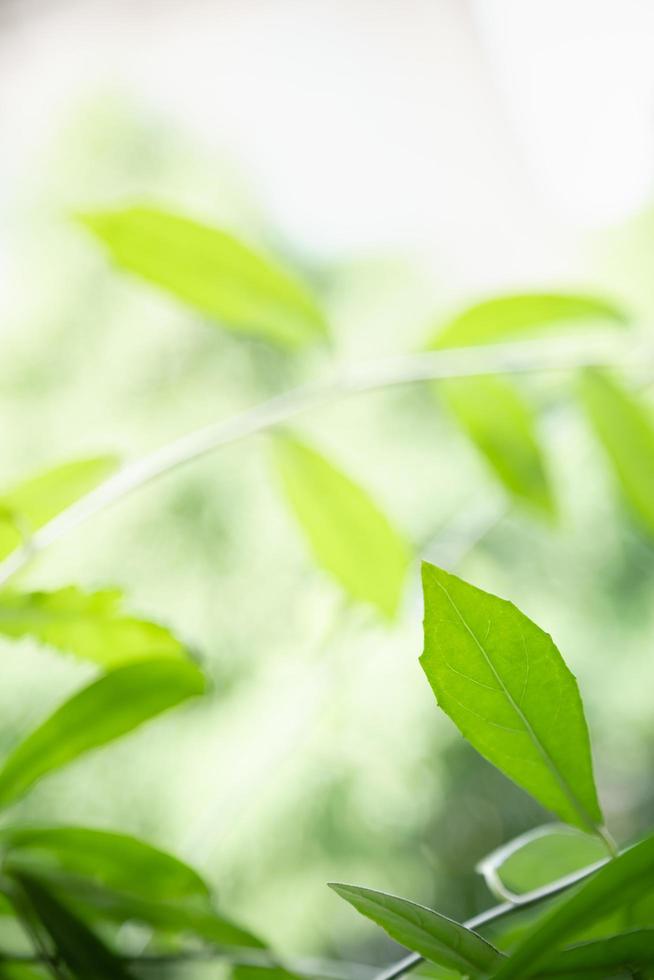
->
0, 203, 652, 976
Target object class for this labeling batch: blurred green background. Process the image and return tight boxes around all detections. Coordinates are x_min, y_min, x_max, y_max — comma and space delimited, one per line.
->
2, 0, 654, 972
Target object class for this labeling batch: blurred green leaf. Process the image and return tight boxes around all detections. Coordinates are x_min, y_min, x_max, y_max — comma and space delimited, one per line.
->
477, 825, 607, 901
231, 967, 300, 980
431, 293, 625, 350
0, 659, 205, 809
0, 587, 186, 668
439, 377, 554, 516
9, 871, 135, 980
0, 826, 209, 904
79, 206, 328, 349
579, 368, 654, 536
0, 457, 118, 561
329, 884, 503, 976
537, 930, 654, 978
420, 562, 603, 833
492, 834, 654, 979
271, 434, 410, 618
0, 966, 48, 979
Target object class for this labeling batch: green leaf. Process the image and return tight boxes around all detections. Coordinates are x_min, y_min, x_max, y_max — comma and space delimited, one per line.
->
79, 206, 328, 349
271, 434, 410, 618
0, 586, 186, 667
232, 967, 300, 980
430, 293, 625, 350
0, 457, 118, 561
9, 871, 135, 980
477, 825, 607, 901
0, 658, 205, 809
420, 562, 603, 833
439, 377, 554, 516
578, 368, 654, 536
0, 825, 209, 904
492, 835, 654, 979
329, 884, 503, 977
538, 930, 654, 978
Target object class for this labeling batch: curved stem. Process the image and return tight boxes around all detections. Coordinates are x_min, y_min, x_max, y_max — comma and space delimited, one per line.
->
0, 334, 629, 588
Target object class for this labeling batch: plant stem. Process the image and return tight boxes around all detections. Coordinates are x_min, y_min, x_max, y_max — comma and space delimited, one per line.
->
0, 334, 630, 588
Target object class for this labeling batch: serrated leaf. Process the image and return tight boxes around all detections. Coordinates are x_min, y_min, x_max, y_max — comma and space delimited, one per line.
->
0, 659, 205, 809
492, 835, 654, 979
578, 368, 654, 536
537, 930, 654, 978
271, 434, 410, 618
0, 586, 185, 667
79, 206, 328, 349
9, 871, 135, 980
0, 825, 209, 904
439, 377, 554, 516
431, 293, 625, 350
329, 884, 503, 977
0, 457, 118, 561
420, 563, 603, 833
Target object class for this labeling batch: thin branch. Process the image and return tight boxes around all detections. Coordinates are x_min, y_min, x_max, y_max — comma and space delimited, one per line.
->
0, 333, 632, 588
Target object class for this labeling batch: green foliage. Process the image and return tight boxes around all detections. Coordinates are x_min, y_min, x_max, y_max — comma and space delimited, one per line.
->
0, 587, 186, 667
271, 433, 411, 617
79, 206, 328, 348
540, 930, 654, 978
0, 659, 205, 808
420, 562, 602, 833
329, 884, 503, 976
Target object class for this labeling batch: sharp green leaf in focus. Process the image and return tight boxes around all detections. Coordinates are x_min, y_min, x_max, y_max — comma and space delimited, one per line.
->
493, 835, 654, 979
0, 586, 186, 667
537, 930, 654, 978
329, 884, 503, 976
579, 368, 654, 536
0, 658, 205, 809
79, 206, 328, 349
439, 377, 555, 517
271, 434, 411, 618
0, 456, 118, 561
9, 871, 135, 980
0, 825, 209, 903
420, 563, 603, 833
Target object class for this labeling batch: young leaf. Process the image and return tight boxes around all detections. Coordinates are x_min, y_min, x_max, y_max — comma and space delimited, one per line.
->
538, 930, 654, 978
420, 562, 603, 834
439, 377, 554, 517
329, 884, 503, 977
431, 292, 625, 350
578, 368, 654, 536
271, 434, 411, 618
9, 871, 135, 980
0, 659, 205, 809
492, 834, 654, 979
79, 206, 328, 349
0, 587, 186, 667
0, 825, 209, 903
0, 457, 118, 561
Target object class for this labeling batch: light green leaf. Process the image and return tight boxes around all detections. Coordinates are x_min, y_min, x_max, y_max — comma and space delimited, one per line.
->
271, 434, 410, 618
0, 456, 118, 561
477, 824, 607, 901
9, 871, 135, 980
0, 825, 209, 904
493, 834, 654, 979
538, 930, 654, 978
420, 562, 603, 833
439, 377, 554, 516
329, 884, 503, 977
0, 658, 205, 809
0, 586, 185, 667
79, 206, 328, 349
430, 293, 625, 350
232, 967, 300, 980
578, 368, 654, 536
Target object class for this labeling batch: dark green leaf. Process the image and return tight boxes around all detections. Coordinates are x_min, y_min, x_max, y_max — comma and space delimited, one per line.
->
329, 884, 503, 976
79, 206, 328, 349
271, 434, 410, 618
0, 587, 186, 667
0, 457, 118, 561
0, 659, 206, 808
492, 835, 654, 979
537, 929, 654, 978
420, 563, 603, 833
579, 368, 654, 536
